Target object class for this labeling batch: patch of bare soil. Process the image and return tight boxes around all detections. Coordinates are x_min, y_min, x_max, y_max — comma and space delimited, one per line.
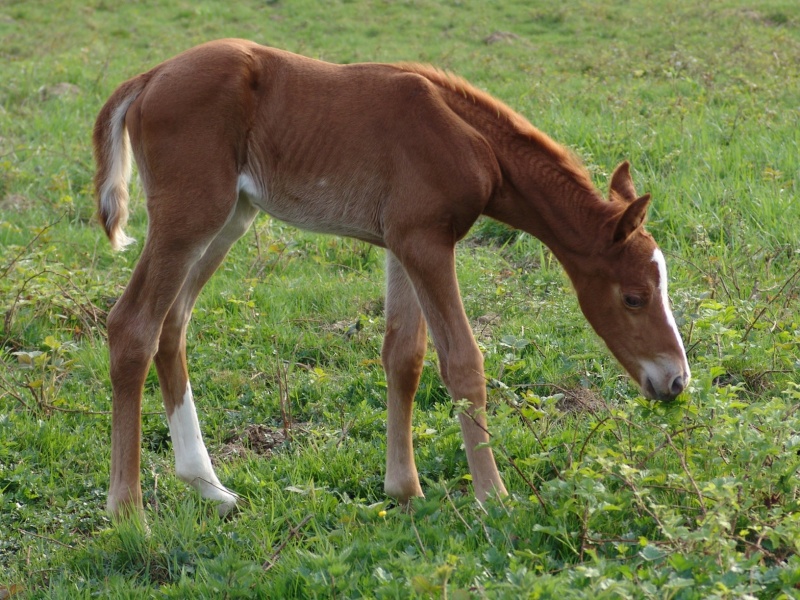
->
472, 313, 500, 342
555, 387, 606, 414
38, 82, 81, 101
483, 31, 520, 45
0, 194, 36, 211
220, 424, 287, 460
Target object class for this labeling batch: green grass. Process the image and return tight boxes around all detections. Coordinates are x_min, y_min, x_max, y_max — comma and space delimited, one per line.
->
2, 0, 800, 597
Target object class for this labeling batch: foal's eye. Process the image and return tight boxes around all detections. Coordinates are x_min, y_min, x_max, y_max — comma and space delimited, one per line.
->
622, 294, 645, 309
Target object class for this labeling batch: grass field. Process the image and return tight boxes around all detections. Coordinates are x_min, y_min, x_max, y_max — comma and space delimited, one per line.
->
2, 0, 800, 597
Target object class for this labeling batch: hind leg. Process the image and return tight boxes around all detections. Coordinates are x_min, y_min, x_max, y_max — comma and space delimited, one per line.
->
106, 234, 215, 517
153, 195, 258, 514
105, 176, 250, 519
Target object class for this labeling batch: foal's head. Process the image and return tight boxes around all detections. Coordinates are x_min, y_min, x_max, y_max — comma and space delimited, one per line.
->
570, 162, 690, 401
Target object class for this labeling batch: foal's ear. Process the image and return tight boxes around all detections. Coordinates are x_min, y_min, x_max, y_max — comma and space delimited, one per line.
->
612, 193, 651, 244
609, 161, 638, 204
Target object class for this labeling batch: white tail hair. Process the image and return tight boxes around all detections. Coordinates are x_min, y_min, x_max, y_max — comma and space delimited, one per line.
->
93, 80, 145, 250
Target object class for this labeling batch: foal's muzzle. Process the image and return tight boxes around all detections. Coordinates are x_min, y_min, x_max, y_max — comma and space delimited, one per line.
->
643, 372, 688, 402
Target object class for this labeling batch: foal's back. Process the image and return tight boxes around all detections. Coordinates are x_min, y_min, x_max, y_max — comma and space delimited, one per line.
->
126, 39, 499, 247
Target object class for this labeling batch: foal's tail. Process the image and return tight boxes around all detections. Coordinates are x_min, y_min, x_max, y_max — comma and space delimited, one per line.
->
92, 75, 149, 251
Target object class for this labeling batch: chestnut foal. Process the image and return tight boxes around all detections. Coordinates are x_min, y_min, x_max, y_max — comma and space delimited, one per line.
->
93, 39, 690, 517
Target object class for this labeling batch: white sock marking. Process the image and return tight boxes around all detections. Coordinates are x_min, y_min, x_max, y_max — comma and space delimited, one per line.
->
168, 383, 238, 513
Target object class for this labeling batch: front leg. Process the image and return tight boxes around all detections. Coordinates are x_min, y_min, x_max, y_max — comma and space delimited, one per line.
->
381, 252, 427, 502
392, 239, 507, 502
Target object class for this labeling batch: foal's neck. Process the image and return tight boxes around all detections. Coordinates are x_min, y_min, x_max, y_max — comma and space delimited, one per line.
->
486, 133, 616, 263
413, 68, 615, 263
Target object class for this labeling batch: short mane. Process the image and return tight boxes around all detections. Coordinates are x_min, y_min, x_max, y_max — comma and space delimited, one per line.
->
393, 63, 597, 195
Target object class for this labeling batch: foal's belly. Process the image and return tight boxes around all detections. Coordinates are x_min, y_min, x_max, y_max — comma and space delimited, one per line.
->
237, 172, 387, 246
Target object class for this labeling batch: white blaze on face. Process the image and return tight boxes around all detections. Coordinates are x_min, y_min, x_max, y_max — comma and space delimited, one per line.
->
639, 249, 691, 391
168, 383, 238, 513
652, 249, 687, 354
